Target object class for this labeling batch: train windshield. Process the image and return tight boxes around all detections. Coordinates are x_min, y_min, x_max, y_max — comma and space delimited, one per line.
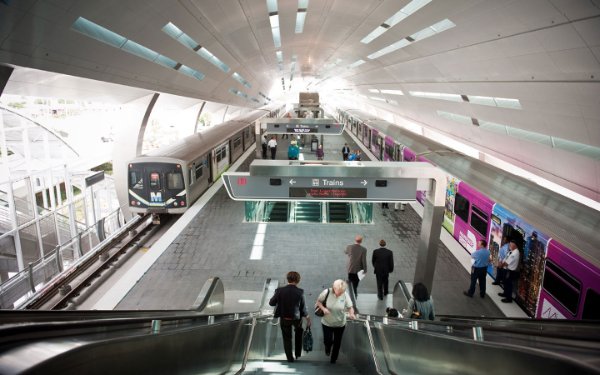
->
150, 172, 161, 190
129, 171, 144, 190
167, 172, 184, 190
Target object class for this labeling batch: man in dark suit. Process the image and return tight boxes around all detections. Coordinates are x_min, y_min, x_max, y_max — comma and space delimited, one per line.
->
372, 239, 394, 300
269, 271, 311, 362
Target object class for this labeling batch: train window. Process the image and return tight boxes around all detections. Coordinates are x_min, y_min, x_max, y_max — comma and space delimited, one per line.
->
221, 147, 227, 159
582, 289, 600, 320
149, 172, 161, 189
233, 137, 242, 149
543, 260, 581, 315
454, 193, 470, 223
167, 172, 184, 190
470, 205, 489, 236
129, 171, 144, 190
195, 164, 203, 180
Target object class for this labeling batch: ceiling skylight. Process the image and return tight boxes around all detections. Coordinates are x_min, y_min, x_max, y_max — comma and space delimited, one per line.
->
367, 18, 455, 60
71, 17, 204, 80
162, 23, 230, 73
437, 110, 600, 160
361, 0, 432, 44
229, 88, 248, 99
412, 91, 522, 109
371, 88, 404, 95
296, 0, 309, 33
232, 72, 251, 88
267, 0, 281, 48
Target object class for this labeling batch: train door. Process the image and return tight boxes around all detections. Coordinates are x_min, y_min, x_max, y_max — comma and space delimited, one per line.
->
357, 122, 362, 138
378, 135, 384, 160
394, 143, 402, 161
212, 142, 229, 180
365, 127, 371, 148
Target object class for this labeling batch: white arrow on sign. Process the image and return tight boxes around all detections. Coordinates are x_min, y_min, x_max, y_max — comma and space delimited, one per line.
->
290, 179, 296, 185
361, 180, 367, 186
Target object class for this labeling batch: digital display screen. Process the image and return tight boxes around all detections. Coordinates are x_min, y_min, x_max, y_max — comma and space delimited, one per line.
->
289, 187, 367, 199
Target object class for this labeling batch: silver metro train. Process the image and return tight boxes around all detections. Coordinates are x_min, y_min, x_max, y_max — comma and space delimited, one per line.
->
128, 107, 282, 214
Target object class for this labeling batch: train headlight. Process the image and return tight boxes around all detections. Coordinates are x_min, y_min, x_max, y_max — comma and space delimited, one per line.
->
180, 201, 185, 206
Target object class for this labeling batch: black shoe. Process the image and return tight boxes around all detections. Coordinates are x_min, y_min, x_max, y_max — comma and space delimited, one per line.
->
480, 294, 485, 299
501, 298, 513, 303
498, 293, 506, 297
296, 354, 301, 360
492, 282, 501, 285
463, 291, 473, 297
378, 296, 383, 300
325, 348, 331, 356
287, 358, 295, 363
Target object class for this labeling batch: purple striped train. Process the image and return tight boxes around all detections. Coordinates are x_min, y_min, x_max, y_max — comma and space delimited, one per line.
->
338, 108, 600, 320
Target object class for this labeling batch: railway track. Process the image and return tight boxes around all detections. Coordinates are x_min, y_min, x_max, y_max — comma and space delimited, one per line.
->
24, 215, 170, 310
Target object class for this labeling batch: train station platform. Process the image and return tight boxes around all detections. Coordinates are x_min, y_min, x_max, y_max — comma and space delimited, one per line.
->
102, 130, 513, 319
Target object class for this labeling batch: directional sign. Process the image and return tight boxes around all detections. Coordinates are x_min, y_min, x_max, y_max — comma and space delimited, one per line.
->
222, 174, 418, 202
264, 118, 344, 135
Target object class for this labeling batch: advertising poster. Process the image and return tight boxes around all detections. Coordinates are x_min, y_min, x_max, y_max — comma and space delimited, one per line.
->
442, 176, 459, 234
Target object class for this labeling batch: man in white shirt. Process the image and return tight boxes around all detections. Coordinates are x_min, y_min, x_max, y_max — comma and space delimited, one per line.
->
267, 136, 277, 160
498, 241, 520, 303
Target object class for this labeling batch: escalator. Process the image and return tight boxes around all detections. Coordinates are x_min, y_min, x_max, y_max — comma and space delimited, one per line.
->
294, 202, 321, 222
0, 278, 599, 374
328, 202, 350, 223
265, 202, 289, 222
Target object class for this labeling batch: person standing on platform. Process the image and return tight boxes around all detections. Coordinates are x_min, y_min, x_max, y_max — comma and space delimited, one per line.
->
354, 149, 362, 161
261, 135, 268, 159
345, 235, 367, 297
372, 239, 394, 300
492, 236, 510, 285
463, 240, 491, 298
342, 143, 350, 161
316, 144, 324, 160
268, 136, 277, 160
269, 271, 311, 363
315, 279, 356, 364
288, 140, 300, 160
498, 241, 520, 303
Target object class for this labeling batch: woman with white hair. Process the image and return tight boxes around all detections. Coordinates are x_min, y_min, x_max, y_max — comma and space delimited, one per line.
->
315, 279, 356, 364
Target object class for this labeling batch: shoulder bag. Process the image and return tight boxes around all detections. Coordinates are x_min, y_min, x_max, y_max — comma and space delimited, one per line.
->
314, 288, 330, 317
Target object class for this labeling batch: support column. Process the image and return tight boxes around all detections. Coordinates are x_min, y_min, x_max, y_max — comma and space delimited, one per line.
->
193, 101, 206, 134
413, 179, 445, 294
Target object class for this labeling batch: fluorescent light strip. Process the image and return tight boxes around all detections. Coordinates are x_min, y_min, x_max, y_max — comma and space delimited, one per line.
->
232, 72, 252, 88
295, 12, 306, 33
276, 51, 283, 63
380, 89, 404, 95
162, 22, 230, 73
269, 11, 281, 48
412, 91, 521, 109
72, 17, 204, 80
347, 59, 366, 69
229, 88, 249, 99
361, 0, 431, 44
367, 18, 455, 59
437, 111, 600, 160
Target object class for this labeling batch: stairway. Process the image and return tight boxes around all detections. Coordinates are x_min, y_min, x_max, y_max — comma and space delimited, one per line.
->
265, 202, 289, 222
294, 202, 321, 223
328, 203, 350, 223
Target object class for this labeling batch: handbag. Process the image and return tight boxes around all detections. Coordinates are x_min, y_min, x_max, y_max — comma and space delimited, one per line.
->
410, 300, 421, 319
302, 327, 313, 352
314, 288, 330, 317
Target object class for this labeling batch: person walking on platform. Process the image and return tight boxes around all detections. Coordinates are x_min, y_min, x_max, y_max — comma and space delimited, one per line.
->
267, 136, 277, 160
288, 140, 300, 160
315, 279, 356, 364
492, 236, 510, 285
463, 240, 491, 298
261, 135, 268, 159
498, 241, 520, 303
342, 143, 350, 161
406, 283, 435, 320
372, 239, 394, 300
269, 271, 311, 362
345, 235, 367, 297
316, 144, 324, 160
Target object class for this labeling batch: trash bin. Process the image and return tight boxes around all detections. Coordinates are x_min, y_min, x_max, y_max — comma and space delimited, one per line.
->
311, 138, 318, 152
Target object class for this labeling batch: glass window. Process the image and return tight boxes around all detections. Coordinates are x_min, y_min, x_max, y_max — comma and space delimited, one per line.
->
167, 172, 184, 190
582, 289, 600, 320
149, 172, 161, 189
454, 193, 469, 223
233, 137, 242, 149
542, 260, 581, 315
195, 164, 203, 180
129, 171, 144, 190
470, 205, 489, 236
